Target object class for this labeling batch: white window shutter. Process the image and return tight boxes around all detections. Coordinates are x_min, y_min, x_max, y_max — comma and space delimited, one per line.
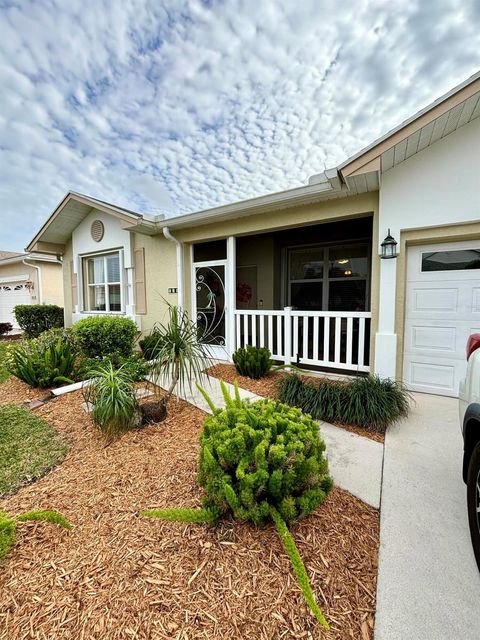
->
70, 260, 78, 308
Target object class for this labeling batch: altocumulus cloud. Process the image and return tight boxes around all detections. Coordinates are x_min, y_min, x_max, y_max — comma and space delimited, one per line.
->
0, 0, 479, 249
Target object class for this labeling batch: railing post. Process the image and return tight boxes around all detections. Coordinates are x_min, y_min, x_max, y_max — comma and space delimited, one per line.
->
284, 306, 292, 366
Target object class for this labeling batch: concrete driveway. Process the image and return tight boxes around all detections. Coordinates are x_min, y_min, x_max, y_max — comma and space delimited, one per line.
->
375, 393, 480, 640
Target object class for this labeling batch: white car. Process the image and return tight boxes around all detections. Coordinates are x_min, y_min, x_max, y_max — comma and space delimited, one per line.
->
459, 333, 480, 571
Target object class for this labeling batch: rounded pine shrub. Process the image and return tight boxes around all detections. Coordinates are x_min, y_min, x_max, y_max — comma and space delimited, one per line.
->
232, 345, 272, 379
197, 388, 332, 526
73, 316, 138, 358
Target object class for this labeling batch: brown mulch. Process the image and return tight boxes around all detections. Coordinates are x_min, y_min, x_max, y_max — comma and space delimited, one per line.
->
0, 386, 379, 640
207, 364, 385, 444
0, 377, 53, 405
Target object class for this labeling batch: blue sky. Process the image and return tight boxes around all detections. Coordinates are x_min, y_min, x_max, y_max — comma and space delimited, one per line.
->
0, 0, 479, 251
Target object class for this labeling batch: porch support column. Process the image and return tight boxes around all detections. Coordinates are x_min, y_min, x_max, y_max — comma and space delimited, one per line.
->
226, 236, 236, 359
374, 252, 398, 379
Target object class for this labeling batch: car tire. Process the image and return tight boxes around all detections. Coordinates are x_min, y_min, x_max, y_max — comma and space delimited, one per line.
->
467, 441, 480, 572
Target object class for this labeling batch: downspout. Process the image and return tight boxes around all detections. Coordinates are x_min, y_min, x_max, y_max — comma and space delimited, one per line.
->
22, 259, 42, 304
163, 227, 184, 310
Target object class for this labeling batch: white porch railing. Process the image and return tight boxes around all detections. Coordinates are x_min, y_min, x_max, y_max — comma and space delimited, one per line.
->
234, 307, 372, 373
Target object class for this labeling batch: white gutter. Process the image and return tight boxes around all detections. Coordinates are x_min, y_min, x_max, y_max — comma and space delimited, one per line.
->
163, 227, 184, 310
22, 258, 42, 304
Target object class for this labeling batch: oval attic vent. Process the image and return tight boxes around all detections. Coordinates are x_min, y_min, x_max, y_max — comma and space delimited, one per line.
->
91, 220, 104, 242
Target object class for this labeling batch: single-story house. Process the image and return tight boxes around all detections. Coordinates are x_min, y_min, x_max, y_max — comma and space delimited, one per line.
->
26, 71, 480, 397
0, 251, 63, 328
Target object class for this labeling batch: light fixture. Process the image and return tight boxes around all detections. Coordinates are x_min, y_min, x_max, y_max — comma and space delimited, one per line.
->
380, 229, 398, 259
344, 269, 352, 276
338, 258, 349, 265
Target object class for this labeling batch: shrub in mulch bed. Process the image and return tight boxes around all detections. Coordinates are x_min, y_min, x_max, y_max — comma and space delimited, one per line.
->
14, 304, 64, 338
278, 373, 410, 433
143, 382, 333, 629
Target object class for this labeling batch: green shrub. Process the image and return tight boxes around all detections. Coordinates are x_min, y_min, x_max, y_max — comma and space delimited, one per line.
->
78, 353, 150, 382
138, 330, 165, 360
0, 509, 71, 561
7, 335, 76, 388
14, 305, 64, 338
197, 385, 332, 525
233, 345, 272, 379
142, 383, 332, 628
73, 316, 138, 359
278, 373, 410, 433
83, 361, 139, 441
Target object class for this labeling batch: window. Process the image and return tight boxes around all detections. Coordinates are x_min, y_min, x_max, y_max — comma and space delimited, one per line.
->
83, 252, 122, 312
287, 243, 370, 311
422, 249, 480, 272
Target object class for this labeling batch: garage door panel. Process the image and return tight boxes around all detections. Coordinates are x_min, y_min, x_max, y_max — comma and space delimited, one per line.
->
408, 360, 456, 393
404, 241, 480, 397
0, 282, 31, 328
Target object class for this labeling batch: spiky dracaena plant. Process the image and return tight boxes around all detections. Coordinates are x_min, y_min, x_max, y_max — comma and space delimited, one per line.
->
0, 510, 72, 561
147, 304, 210, 411
142, 381, 333, 629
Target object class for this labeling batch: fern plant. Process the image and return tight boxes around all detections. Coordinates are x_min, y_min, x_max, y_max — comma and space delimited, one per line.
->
142, 381, 332, 629
0, 509, 71, 561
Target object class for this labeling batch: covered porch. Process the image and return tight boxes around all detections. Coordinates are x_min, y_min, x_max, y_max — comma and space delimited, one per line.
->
191, 216, 374, 373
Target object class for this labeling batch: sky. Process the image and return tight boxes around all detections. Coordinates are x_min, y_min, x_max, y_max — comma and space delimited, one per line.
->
0, 0, 479, 251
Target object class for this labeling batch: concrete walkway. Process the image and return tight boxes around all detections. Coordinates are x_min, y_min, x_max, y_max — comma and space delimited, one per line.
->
375, 393, 480, 640
151, 374, 383, 508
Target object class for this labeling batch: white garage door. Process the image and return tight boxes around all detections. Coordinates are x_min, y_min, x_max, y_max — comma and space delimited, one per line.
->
0, 282, 31, 328
404, 240, 480, 397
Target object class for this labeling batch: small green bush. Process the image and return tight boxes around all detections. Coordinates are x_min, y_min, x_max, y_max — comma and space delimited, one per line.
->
278, 374, 410, 433
233, 345, 272, 379
78, 353, 150, 382
142, 383, 332, 628
197, 386, 332, 525
73, 316, 138, 358
14, 305, 64, 338
83, 361, 139, 441
0, 322, 12, 336
7, 335, 76, 388
138, 330, 165, 360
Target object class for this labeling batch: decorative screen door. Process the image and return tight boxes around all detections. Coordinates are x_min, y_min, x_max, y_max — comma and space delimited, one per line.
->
192, 260, 229, 359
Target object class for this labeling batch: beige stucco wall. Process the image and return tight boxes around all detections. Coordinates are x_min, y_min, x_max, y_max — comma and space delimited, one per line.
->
36, 261, 63, 306
174, 192, 378, 243
394, 220, 480, 381
132, 232, 177, 334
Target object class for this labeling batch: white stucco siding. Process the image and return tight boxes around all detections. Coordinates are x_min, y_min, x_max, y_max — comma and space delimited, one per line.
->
379, 116, 480, 243
375, 116, 480, 380
71, 208, 137, 325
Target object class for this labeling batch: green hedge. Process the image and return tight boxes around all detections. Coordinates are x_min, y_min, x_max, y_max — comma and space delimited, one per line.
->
73, 316, 138, 358
277, 373, 410, 433
14, 305, 64, 338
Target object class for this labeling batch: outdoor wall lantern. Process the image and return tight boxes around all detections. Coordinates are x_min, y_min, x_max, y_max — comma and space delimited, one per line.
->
380, 229, 398, 259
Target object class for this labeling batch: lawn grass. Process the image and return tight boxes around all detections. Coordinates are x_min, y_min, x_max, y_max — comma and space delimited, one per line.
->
0, 342, 10, 383
0, 404, 68, 496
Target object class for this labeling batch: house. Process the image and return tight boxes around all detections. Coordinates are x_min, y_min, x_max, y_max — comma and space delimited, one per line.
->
26, 71, 480, 397
0, 251, 63, 328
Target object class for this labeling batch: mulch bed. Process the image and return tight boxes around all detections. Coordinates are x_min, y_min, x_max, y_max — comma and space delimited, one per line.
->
0, 377, 53, 405
207, 364, 385, 444
0, 385, 379, 639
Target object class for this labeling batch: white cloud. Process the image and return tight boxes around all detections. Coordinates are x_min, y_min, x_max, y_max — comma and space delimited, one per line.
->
0, 0, 479, 250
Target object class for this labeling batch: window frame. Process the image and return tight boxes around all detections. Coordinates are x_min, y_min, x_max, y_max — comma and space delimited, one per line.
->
81, 250, 124, 314
285, 241, 371, 311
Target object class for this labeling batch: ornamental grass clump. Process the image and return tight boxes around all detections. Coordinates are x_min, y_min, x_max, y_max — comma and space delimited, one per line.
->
142, 381, 333, 629
0, 510, 71, 562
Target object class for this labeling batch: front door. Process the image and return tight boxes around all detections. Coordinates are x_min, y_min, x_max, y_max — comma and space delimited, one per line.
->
193, 260, 229, 360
